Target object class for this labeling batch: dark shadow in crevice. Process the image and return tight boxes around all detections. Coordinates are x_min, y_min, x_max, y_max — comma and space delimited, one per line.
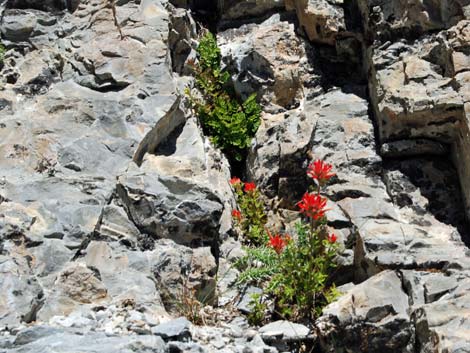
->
154, 123, 184, 157
4, 0, 69, 13
217, 10, 297, 32
80, 81, 130, 93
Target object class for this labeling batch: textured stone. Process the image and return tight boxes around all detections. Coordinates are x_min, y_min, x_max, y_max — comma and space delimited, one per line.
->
152, 317, 192, 341
286, 0, 346, 45
317, 271, 414, 353
219, 15, 306, 109
357, 0, 466, 40
259, 320, 310, 340
220, 0, 284, 22
5, 327, 166, 353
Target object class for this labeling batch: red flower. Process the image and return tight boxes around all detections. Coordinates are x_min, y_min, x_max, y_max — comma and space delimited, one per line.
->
244, 182, 256, 193
267, 230, 289, 254
307, 160, 335, 185
230, 177, 241, 185
232, 209, 242, 221
297, 192, 328, 220
328, 233, 337, 244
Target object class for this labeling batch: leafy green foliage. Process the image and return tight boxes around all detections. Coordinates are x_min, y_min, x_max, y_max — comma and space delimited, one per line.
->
0, 44, 5, 65
187, 32, 261, 161
196, 32, 222, 72
235, 246, 278, 285
267, 222, 339, 319
231, 161, 340, 321
247, 293, 268, 326
231, 181, 268, 245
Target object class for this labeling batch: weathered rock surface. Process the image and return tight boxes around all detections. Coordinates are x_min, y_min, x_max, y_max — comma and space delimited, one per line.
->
1, 0, 470, 352
0, 0, 233, 349
286, 0, 346, 44
317, 271, 414, 353
219, 14, 306, 109
220, 0, 285, 22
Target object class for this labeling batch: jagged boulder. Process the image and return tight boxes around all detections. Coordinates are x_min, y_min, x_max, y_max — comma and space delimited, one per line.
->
219, 14, 306, 109
317, 271, 415, 353
286, 0, 346, 45
357, 0, 467, 40
220, 0, 285, 22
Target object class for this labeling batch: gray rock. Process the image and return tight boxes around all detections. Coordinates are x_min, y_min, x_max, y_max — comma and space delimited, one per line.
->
219, 0, 284, 22
6, 327, 166, 353
36, 262, 108, 322
413, 273, 470, 353
96, 201, 141, 245
150, 240, 217, 309
151, 317, 192, 341
286, 0, 346, 45
167, 341, 208, 353
380, 139, 449, 158
117, 166, 223, 247
358, 0, 466, 40
0, 10, 38, 42
219, 15, 306, 109
13, 325, 63, 346
0, 259, 43, 326
236, 286, 263, 314
29, 239, 72, 277
259, 320, 310, 341
317, 271, 414, 353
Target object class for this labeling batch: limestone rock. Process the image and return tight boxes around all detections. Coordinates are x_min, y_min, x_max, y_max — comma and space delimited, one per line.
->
220, 0, 285, 22
37, 263, 108, 322
117, 162, 224, 247
219, 15, 306, 109
6, 326, 167, 353
366, 19, 470, 219
152, 317, 192, 341
357, 0, 466, 40
150, 240, 218, 309
317, 270, 414, 353
286, 0, 346, 45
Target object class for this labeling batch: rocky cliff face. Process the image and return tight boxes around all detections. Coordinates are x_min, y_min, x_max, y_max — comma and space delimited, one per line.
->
0, 0, 470, 352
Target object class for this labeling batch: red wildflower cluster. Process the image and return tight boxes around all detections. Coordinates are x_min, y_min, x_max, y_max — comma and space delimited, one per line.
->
297, 192, 328, 220
230, 177, 241, 185
244, 182, 256, 193
307, 160, 335, 185
328, 233, 337, 244
232, 209, 242, 221
267, 231, 291, 254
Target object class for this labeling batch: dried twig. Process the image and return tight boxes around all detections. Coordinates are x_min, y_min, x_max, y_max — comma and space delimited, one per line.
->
109, 0, 124, 40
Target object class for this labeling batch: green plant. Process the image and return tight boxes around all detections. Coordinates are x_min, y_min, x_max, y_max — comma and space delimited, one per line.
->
235, 245, 278, 285
232, 159, 340, 321
186, 32, 261, 161
0, 44, 5, 65
247, 293, 268, 326
267, 221, 339, 319
230, 179, 268, 245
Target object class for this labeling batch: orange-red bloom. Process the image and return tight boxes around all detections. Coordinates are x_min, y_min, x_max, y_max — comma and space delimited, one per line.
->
232, 209, 242, 221
267, 231, 290, 254
297, 192, 328, 220
307, 160, 335, 185
244, 182, 256, 193
230, 177, 241, 185
328, 233, 337, 243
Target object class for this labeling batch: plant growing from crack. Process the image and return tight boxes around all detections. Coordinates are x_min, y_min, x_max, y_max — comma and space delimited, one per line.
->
230, 177, 268, 245
186, 32, 261, 162
233, 159, 340, 321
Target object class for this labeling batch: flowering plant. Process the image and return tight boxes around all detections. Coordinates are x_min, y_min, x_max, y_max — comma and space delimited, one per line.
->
233, 158, 339, 321
230, 179, 268, 245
